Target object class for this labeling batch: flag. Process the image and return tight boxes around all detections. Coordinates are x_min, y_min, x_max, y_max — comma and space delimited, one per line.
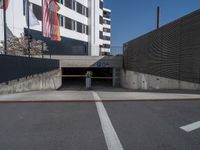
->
56, 2, 60, 12
6, 24, 14, 39
0, 0, 9, 10
49, 0, 61, 41
42, 0, 51, 38
25, 0, 39, 27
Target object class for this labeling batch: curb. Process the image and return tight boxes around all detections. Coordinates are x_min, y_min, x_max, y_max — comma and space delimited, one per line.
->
0, 98, 200, 103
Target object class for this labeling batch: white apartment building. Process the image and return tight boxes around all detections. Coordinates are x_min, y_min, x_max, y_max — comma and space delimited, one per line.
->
102, 7, 111, 55
0, 0, 111, 56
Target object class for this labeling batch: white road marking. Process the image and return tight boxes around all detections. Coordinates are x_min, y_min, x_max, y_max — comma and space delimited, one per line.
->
91, 91, 124, 150
180, 121, 200, 132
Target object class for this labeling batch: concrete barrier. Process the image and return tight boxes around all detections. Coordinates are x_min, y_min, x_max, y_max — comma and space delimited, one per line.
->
121, 70, 200, 90
0, 69, 62, 95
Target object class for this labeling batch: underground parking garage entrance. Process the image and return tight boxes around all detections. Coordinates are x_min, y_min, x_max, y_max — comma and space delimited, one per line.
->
61, 67, 120, 90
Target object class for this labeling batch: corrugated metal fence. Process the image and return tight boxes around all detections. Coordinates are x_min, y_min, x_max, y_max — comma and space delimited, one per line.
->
123, 9, 200, 83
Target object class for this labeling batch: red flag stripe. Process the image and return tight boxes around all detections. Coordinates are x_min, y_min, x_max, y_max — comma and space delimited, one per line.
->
43, 0, 51, 38
0, 0, 9, 10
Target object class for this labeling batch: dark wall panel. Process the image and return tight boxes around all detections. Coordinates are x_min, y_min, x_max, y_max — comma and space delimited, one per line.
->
124, 9, 200, 83
0, 55, 59, 83
25, 29, 88, 55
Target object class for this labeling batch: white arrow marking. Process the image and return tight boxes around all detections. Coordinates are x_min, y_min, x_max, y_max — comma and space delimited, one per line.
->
92, 91, 124, 150
180, 121, 200, 132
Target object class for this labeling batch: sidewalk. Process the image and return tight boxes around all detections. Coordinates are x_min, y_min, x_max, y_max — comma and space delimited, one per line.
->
0, 88, 200, 102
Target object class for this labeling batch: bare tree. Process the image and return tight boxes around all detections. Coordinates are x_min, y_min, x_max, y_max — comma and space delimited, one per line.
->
1, 34, 48, 56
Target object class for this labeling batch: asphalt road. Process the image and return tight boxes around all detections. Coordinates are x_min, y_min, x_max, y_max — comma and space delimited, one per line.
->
0, 100, 200, 150
0, 102, 107, 150
104, 101, 200, 150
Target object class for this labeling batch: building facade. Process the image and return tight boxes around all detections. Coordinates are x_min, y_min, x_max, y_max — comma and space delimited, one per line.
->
0, 0, 111, 56
102, 8, 111, 55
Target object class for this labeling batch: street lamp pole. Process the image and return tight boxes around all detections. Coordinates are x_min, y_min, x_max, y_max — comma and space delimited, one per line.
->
3, 0, 7, 55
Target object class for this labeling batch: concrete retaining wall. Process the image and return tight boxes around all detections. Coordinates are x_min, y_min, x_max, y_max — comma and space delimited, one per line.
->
121, 70, 200, 90
0, 69, 62, 95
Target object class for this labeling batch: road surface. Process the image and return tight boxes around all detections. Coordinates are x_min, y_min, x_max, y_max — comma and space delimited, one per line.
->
0, 90, 200, 150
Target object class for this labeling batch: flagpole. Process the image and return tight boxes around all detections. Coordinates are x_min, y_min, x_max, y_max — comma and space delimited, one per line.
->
41, 0, 44, 58
27, 0, 30, 57
3, 0, 7, 55
41, 0, 43, 34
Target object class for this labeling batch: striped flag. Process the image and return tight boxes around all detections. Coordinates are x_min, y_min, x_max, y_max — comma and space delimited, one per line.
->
43, 0, 61, 41
49, 0, 61, 41
0, 0, 9, 10
42, 0, 51, 38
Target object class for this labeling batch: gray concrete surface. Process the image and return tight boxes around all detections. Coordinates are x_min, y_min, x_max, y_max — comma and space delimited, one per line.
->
121, 70, 200, 90
0, 100, 200, 150
49, 55, 123, 68
0, 102, 107, 150
0, 88, 200, 101
0, 69, 62, 95
104, 100, 200, 150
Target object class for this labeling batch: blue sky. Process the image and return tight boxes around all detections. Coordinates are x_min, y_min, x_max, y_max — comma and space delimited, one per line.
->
104, 0, 200, 47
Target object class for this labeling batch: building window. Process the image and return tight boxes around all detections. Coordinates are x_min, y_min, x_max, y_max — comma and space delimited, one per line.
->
32, 4, 42, 21
77, 22, 82, 33
82, 6, 87, 16
99, 31, 103, 39
103, 28, 111, 33
65, 0, 88, 17
58, 14, 64, 27
86, 8, 89, 17
23, 0, 26, 16
65, 17, 72, 30
103, 44, 111, 48
65, 0, 72, 8
72, 0, 76, 11
103, 11, 110, 19
86, 26, 89, 35
82, 24, 86, 34
99, 0, 103, 9
76, 2, 83, 14
103, 36, 110, 41
72, 20, 76, 31
103, 20, 111, 25
57, 0, 63, 4
100, 16, 103, 24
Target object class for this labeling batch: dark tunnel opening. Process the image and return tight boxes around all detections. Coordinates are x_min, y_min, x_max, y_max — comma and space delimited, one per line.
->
60, 68, 113, 90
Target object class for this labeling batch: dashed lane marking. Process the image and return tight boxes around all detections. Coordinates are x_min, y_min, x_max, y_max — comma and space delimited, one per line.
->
180, 121, 200, 132
92, 91, 124, 150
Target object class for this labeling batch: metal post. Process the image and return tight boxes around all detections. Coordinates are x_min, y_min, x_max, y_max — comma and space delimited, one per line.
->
3, 0, 7, 55
157, 6, 160, 29
41, 0, 44, 59
27, 0, 31, 57
42, 42, 44, 58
